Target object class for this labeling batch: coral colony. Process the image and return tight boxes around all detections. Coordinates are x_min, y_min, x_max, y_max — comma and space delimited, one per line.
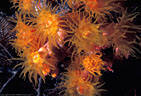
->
9, 0, 141, 96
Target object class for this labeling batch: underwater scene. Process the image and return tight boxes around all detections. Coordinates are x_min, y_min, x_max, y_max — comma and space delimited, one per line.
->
0, 0, 141, 96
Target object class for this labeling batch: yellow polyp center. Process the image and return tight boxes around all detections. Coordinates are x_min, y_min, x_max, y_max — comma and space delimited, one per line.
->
31, 51, 51, 76
33, 53, 40, 63
31, 51, 43, 64
82, 31, 91, 39
47, 20, 52, 25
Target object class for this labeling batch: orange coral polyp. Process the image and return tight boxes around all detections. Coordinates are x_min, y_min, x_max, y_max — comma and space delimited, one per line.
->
67, 14, 105, 53
11, 0, 35, 15
13, 20, 35, 52
38, 11, 58, 32
82, 53, 105, 76
37, 9, 58, 29
19, 0, 34, 13
36, 9, 59, 47
63, 69, 98, 96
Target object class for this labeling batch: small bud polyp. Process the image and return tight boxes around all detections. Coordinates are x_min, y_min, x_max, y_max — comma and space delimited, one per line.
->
52, 73, 57, 78
42, 67, 50, 76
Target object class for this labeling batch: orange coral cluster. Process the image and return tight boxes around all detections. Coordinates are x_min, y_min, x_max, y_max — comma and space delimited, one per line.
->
10, 0, 141, 95
60, 54, 105, 96
11, 1, 60, 84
